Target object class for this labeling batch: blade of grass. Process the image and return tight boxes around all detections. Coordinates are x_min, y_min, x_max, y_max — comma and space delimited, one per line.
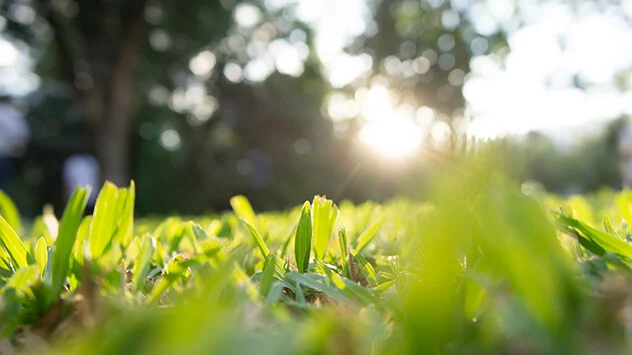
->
2, 265, 39, 297
294, 202, 312, 273
89, 182, 119, 260
351, 249, 378, 287
312, 196, 339, 260
132, 234, 156, 293
113, 181, 135, 247
260, 255, 285, 297
230, 195, 258, 228
603, 215, 621, 240
0, 191, 20, 233
338, 227, 350, 278
51, 186, 89, 299
322, 265, 377, 305
280, 226, 295, 259
147, 256, 192, 304
264, 282, 285, 304
35, 237, 47, 277
240, 218, 270, 259
354, 217, 384, 253
372, 279, 396, 295
0, 215, 29, 270
556, 214, 632, 259
286, 272, 350, 304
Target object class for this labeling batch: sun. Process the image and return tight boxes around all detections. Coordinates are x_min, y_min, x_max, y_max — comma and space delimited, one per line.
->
357, 85, 423, 157
360, 118, 422, 157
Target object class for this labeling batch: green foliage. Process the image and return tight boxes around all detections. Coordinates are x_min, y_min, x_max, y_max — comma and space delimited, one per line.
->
260, 255, 285, 298
241, 219, 270, 259
231, 195, 258, 229
353, 217, 383, 253
131, 235, 156, 294
89, 183, 121, 260
294, 202, 312, 274
5, 169, 632, 353
51, 186, 90, 299
311, 196, 339, 260
0, 215, 29, 270
0, 191, 20, 233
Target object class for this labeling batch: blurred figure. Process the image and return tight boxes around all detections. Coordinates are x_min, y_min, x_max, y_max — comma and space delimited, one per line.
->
0, 95, 30, 191
62, 154, 100, 210
618, 121, 632, 187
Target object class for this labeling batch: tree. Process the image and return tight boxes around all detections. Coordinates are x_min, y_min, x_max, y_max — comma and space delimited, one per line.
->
1, 0, 238, 185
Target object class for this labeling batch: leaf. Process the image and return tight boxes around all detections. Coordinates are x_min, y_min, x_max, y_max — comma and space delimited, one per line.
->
132, 234, 156, 293
0, 190, 20, 233
230, 195, 257, 228
240, 218, 270, 259
338, 227, 350, 278
264, 282, 285, 304
260, 255, 285, 297
89, 182, 120, 260
330, 271, 377, 305
35, 237, 47, 277
2, 265, 39, 297
190, 223, 227, 266
294, 201, 312, 273
312, 196, 339, 260
556, 214, 632, 259
603, 215, 621, 240
372, 280, 396, 295
73, 216, 92, 263
147, 256, 191, 304
351, 249, 378, 287
113, 181, 135, 247
0, 215, 29, 270
286, 272, 350, 304
280, 226, 294, 259
354, 217, 384, 253
295, 280, 306, 305
51, 186, 89, 299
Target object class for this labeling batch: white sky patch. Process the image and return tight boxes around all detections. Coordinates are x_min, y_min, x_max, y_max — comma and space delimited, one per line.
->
244, 57, 273, 82
326, 53, 373, 88
0, 39, 19, 67
234, 3, 262, 28
465, 1, 632, 138
274, 42, 304, 76
189, 50, 216, 77
160, 129, 181, 151
287, 0, 371, 86
0, 37, 39, 95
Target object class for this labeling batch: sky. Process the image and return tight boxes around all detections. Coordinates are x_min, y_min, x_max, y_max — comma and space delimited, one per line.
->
3, 0, 632, 146
263, 0, 632, 151
464, 0, 632, 138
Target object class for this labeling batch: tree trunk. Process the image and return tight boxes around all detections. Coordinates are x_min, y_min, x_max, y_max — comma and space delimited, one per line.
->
90, 0, 147, 187
95, 111, 131, 187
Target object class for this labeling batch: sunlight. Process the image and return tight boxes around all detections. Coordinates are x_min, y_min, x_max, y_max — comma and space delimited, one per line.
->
356, 84, 423, 157
359, 109, 422, 157
0, 39, 19, 67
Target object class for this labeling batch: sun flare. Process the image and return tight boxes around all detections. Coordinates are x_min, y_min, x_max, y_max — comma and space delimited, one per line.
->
357, 85, 423, 157
359, 119, 422, 157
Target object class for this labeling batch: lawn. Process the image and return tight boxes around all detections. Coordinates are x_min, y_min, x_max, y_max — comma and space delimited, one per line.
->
0, 156, 631, 354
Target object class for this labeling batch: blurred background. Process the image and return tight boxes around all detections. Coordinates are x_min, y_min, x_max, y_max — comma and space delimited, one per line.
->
1, 0, 632, 216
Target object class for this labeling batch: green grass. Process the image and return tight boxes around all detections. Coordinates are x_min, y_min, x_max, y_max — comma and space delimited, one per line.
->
3, 154, 632, 354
